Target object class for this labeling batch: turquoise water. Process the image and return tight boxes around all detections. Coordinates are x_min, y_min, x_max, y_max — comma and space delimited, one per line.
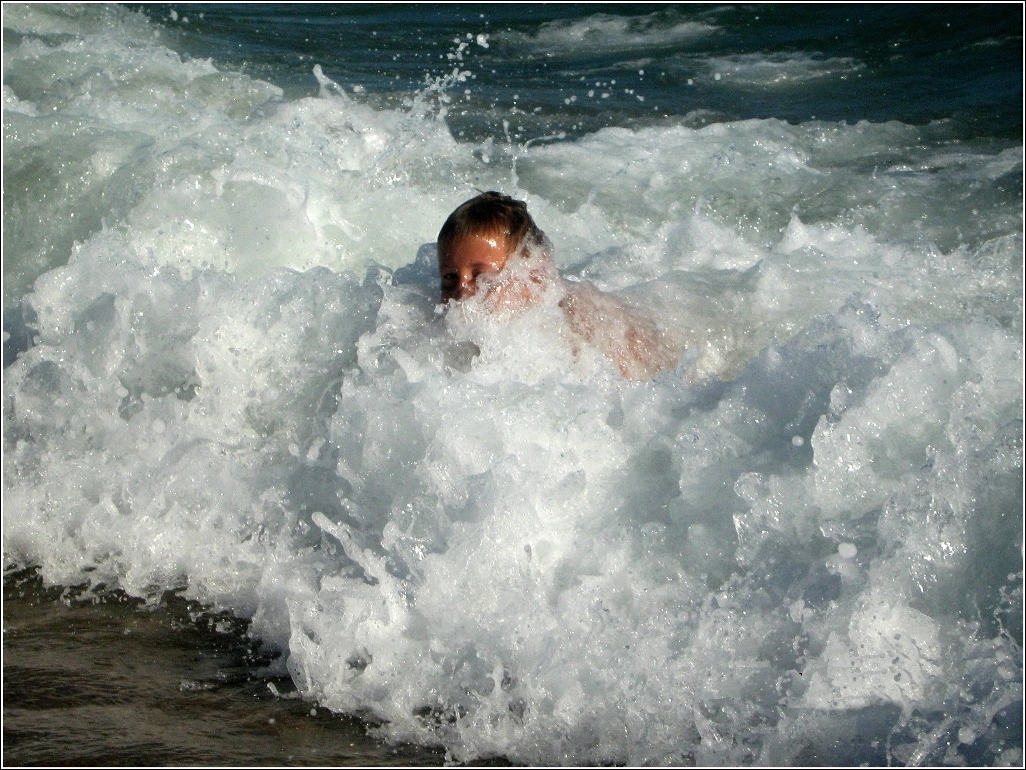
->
3, 3, 1022, 766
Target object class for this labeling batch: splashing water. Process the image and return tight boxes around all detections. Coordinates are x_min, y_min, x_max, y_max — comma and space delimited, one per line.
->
3, 4, 1022, 766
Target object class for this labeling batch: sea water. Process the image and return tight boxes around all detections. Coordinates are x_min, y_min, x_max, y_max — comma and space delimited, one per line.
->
3, 3, 1022, 765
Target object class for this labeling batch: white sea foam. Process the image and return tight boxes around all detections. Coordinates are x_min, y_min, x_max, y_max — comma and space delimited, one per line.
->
3, 4, 1022, 766
509, 12, 717, 55
700, 53, 866, 87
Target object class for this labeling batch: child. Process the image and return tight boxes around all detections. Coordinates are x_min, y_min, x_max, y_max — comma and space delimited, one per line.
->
437, 191, 680, 380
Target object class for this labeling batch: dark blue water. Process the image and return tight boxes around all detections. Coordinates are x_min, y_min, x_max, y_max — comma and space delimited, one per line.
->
134, 3, 1022, 138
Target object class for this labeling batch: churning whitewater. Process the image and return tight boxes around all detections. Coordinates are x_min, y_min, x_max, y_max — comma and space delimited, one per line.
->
3, 4, 1022, 766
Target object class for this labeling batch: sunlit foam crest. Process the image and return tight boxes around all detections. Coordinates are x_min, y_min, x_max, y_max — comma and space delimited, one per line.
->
699, 53, 867, 86
4, 218, 1022, 763
512, 12, 718, 54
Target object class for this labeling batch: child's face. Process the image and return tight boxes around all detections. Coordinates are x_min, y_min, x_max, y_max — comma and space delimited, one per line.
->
438, 233, 511, 302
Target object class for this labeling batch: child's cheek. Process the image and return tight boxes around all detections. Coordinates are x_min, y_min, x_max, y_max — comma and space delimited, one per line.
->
478, 260, 557, 313
483, 278, 534, 312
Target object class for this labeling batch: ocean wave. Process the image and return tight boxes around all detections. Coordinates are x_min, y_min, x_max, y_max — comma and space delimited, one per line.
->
4, 225, 1021, 763
506, 12, 717, 55
698, 52, 866, 87
3, 3, 1022, 766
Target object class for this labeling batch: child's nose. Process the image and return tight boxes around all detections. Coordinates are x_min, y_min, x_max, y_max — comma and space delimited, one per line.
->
456, 274, 477, 299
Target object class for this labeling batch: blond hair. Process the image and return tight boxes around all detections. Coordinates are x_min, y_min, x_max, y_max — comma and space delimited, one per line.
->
437, 191, 546, 260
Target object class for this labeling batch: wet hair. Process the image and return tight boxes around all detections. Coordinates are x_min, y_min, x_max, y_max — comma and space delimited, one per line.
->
437, 191, 546, 260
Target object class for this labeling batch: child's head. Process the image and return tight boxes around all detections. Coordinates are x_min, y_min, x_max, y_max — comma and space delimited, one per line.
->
437, 191, 547, 302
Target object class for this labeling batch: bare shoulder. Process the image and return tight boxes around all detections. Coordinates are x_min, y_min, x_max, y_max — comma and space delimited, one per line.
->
559, 281, 679, 380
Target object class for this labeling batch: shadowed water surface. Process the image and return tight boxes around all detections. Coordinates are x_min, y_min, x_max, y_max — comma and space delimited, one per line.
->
3, 568, 459, 767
